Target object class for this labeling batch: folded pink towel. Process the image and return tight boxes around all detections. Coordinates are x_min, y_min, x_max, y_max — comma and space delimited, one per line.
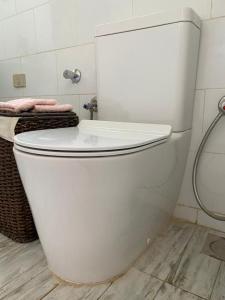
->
33, 104, 73, 113
0, 98, 58, 113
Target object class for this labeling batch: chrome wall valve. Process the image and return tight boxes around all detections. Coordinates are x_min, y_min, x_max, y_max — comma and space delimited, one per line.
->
63, 69, 81, 84
83, 97, 98, 120
218, 96, 225, 114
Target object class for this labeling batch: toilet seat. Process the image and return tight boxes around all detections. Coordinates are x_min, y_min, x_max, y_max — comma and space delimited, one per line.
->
14, 120, 172, 157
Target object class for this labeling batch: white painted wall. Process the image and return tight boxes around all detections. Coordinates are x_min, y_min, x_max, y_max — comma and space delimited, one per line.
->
0, 0, 225, 231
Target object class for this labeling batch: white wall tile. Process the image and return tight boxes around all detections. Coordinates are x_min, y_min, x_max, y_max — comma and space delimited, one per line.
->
1, 10, 37, 59
202, 89, 225, 154
179, 149, 225, 214
133, 0, 211, 20
21, 52, 57, 96
195, 152, 225, 214
0, 97, 15, 101
179, 149, 225, 222
35, 0, 132, 52
178, 151, 199, 208
22, 94, 58, 100
0, 0, 16, 20
57, 95, 80, 115
57, 44, 96, 95
190, 90, 205, 151
197, 18, 225, 89
0, 24, 5, 60
174, 205, 198, 223
198, 211, 225, 232
16, 0, 48, 13
34, 0, 78, 52
76, 0, 132, 44
212, 0, 225, 18
0, 58, 23, 97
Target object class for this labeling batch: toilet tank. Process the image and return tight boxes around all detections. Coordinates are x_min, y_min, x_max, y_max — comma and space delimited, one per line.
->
95, 8, 200, 132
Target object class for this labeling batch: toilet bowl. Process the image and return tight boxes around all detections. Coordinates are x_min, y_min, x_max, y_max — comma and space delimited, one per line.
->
14, 120, 190, 284
13, 8, 200, 284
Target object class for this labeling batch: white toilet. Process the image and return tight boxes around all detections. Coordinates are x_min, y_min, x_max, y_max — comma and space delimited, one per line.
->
13, 8, 200, 284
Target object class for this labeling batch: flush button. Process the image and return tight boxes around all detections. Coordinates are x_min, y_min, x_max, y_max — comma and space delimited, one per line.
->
13, 74, 26, 88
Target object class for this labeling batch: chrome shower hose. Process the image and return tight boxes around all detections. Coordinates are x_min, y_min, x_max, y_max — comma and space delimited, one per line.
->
192, 96, 225, 221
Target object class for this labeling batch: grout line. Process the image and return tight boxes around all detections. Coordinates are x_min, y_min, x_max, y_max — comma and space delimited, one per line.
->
196, 208, 199, 225
55, 49, 60, 97
210, 0, 213, 19
0, 2, 224, 24
153, 283, 207, 300
164, 226, 210, 300
14, 0, 17, 15
147, 277, 164, 299
0, 42, 94, 63
175, 203, 199, 210
180, 290, 207, 300
209, 262, 222, 300
166, 225, 197, 285
40, 283, 60, 300
19, 56, 25, 97
195, 205, 225, 220
134, 223, 198, 299
1, 92, 96, 99
202, 15, 225, 21
200, 150, 225, 155
172, 285, 210, 300
131, 0, 134, 16
201, 89, 206, 134
188, 221, 225, 235
152, 282, 163, 300
96, 282, 113, 300
200, 87, 225, 91
146, 233, 207, 300
32, 7, 38, 60
0, 2, 48, 23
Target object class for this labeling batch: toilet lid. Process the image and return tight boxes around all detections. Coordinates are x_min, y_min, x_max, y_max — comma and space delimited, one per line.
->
14, 120, 172, 156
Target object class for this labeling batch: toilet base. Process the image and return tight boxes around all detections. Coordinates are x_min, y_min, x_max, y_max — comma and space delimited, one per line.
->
50, 267, 126, 287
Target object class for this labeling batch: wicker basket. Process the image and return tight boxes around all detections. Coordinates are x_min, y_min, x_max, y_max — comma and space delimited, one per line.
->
0, 111, 79, 243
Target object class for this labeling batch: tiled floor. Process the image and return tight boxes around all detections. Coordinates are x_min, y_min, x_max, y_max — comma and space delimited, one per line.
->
0, 221, 225, 299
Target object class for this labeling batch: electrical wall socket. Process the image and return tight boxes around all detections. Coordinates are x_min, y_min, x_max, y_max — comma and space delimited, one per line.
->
13, 74, 26, 88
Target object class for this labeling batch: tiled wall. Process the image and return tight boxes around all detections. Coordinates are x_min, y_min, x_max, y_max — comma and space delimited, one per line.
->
174, 1, 225, 232
0, 0, 133, 119
1, 0, 225, 231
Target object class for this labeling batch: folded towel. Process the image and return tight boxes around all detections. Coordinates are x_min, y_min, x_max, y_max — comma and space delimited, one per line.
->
0, 98, 57, 113
33, 104, 73, 113
0, 116, 19, 142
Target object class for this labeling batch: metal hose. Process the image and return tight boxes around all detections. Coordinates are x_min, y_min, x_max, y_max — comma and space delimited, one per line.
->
192, 108, 225, 221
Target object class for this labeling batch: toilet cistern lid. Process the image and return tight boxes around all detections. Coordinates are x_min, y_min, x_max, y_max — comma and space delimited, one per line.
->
14, 120, 172, 154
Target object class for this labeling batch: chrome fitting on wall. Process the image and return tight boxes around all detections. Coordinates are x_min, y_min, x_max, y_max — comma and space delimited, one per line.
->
63, 69, 81, 84
83, 97, 98, 120
218, 96, 225, 114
